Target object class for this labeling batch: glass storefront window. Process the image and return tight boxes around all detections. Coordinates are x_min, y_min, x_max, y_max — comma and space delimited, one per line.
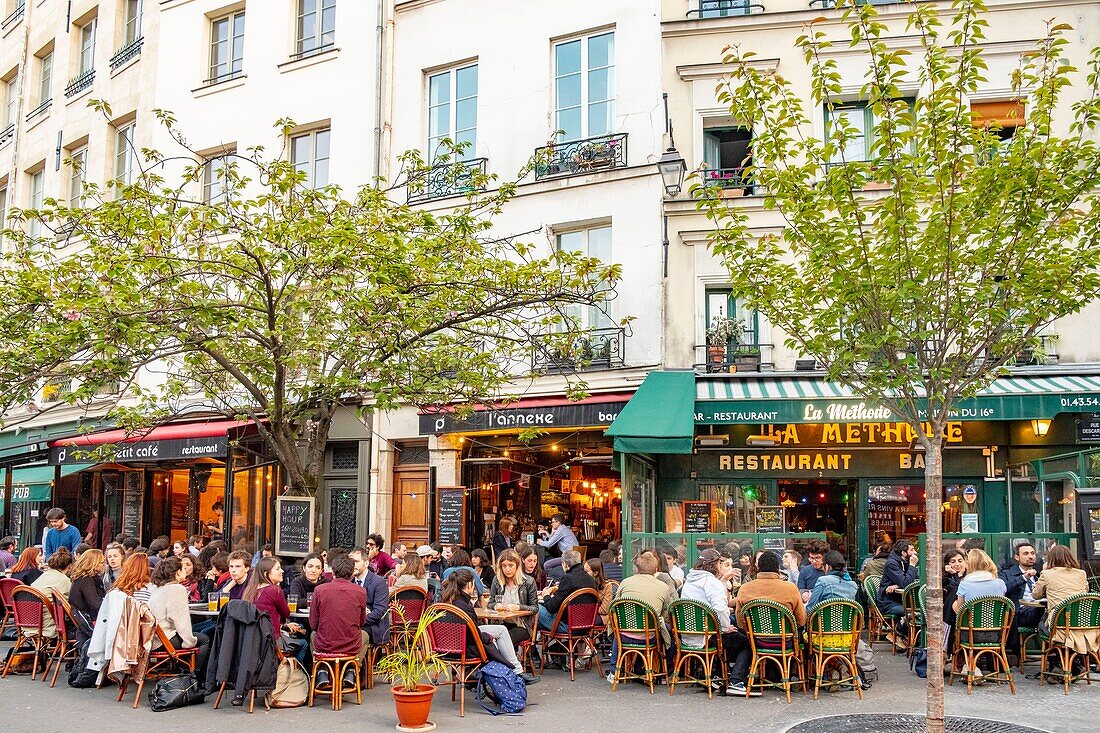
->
230, 461, 279, 554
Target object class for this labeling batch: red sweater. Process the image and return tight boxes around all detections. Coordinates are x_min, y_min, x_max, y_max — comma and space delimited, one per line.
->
253, 584, 291, 629
310, 578, 366, 655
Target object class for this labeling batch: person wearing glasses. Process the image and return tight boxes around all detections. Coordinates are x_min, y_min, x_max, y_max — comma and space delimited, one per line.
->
365, 533, 397, 576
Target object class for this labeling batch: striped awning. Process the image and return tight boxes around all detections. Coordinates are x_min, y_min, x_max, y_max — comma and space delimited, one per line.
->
697, 374, 1100, 401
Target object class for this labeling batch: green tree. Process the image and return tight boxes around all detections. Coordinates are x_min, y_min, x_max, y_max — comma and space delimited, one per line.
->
0, 110, 621, 540
698, 0, 1100, 728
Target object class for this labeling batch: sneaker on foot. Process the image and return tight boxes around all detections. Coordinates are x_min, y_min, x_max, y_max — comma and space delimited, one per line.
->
726, 682, 762, 697
606, 672, 616, 684
520, 672, 541, 685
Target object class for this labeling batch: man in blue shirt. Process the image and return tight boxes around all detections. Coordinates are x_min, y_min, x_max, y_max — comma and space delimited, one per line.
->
538, 514, 578, 581
797, 540, 829, 603
43, 507, 82, 559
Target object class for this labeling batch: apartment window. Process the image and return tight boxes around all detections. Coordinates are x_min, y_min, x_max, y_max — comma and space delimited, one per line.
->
115, 123, 136, 187
3, 73, 17, 127
427, 64, 477, 162
705, 288, 758, 347
68, 147, 87, 205
37, 53, 52, 105
972, 100, 1023, 157
79, 19, 97, 75
296, 0, 335, 57
556, 225, 613, 330
27, 168, 44, 237
203, 153, 232, 204
554, 31, 614, 141
123, 0, 142, 45
703, 126, 753, 190
825, 99, 914, 165
209, 11, 245, 83
291, 128, 330, 187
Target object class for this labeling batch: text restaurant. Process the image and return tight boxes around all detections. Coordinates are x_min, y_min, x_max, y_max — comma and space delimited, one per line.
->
45, 418, 283, 553
415, 392, 632, 556
606, 370, 1100, 566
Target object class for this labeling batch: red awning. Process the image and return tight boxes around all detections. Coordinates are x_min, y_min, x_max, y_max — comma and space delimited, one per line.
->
418, 391, 635, 415
49, 419, 252, 448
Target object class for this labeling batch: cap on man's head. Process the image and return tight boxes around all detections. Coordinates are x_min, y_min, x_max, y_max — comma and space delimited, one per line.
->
415, 545, 434, 558
699, 548, 721, 562
824, 550, 846, 570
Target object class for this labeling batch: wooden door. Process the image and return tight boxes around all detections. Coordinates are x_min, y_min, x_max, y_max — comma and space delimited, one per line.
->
392, 466, 430, 546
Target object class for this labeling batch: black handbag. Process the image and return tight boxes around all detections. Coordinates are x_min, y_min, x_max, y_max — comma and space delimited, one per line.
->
148, 673, 206, 712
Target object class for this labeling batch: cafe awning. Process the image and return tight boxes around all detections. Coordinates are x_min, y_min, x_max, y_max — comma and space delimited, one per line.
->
49, 419, 252, 464
3, 464, 91, 503
605, 370, 695, 454
696, 373, 1100, 424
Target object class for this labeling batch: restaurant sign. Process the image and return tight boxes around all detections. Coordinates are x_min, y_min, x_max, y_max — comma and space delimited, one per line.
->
50, 436, 229, 465
420, 401, 628, 435
691, 448, 986, 478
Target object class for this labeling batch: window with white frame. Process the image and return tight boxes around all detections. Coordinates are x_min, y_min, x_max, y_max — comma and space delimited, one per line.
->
554, 32, 614, 142
556, 225, 613, 331
209, 10, 245, 83
825, 99, 914, 165
296, 0, 335, 57
115, 122, 137, 187
3, 72, 17, 128
78, 18, 97, 75
427, 64, 477, 162
203, 152, 233, 204
290, 128, 330, 188
123, 0, 143, 45
37, 52, 52, 106
27, 168, 44, 237
68, 147, 87, 205
705, 288, 758, 347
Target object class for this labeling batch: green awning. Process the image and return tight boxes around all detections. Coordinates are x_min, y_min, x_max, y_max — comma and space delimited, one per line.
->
3, 464, 92, 503
605, 371, 695, 454
696, 373, 1100, 424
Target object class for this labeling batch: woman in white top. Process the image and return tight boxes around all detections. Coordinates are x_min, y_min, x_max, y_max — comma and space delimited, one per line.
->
148, 556, 212, 675
391, 552, 429, 592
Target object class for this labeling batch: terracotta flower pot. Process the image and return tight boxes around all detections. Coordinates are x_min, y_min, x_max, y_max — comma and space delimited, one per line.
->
392, 684, 436, 729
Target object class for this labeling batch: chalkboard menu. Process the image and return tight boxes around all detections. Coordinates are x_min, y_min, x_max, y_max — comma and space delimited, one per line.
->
275, 496, 315, 557
1079, 414, 1100, 443
682, 501, 714, 534
754, 506, 786, 550
437, 487, 467, 546
121, 472, 144, 540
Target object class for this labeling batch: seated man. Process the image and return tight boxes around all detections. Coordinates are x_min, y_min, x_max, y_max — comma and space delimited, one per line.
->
1000, 541, 1044, 654
537, 514, 578, 582
600, 549, 623, 582
736, 550, 808, 639
537, 550, 596, 633
348, 546, 391, 652
806, 551, 858, 609
611, 552, 674, 670
797, 540, 829, 604
309, 553, 368, 690
219, 550, 252, 600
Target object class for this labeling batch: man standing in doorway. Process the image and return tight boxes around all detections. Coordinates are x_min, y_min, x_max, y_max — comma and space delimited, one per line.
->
538, 513, 579, 582
205, 501, 225, 542
44, 508, 82, 559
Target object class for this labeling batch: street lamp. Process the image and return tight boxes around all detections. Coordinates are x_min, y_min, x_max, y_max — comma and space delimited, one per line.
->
658, 146, 686, 197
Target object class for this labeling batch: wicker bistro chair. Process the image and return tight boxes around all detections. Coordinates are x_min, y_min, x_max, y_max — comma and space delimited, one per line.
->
426, 602, 489, 717
607, 598, 666, 694
388, 586, 431, 652
43, 590, 85, 687
862, 576, 894, 648
902, 582, 925, 656
119, 622, 200, 709
538, 588, 604, 682
668, 599, 727, 699
1, 586, 53, 679
308, 649, 361, 711
1039, 593, 1100, 695
741, 599, 806, 702
0, 577, 22, 637
949, 596, 1016, 695
806, 600, 864, 700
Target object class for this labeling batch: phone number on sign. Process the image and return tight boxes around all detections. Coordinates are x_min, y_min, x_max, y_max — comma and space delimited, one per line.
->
1060, 397, 1100, 408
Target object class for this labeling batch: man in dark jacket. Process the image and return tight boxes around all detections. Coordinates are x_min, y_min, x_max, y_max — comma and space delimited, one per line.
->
999, 542, 1043, 652
537, 550, 597, 633
350, 546, 392, 646
875, 540, 918, 648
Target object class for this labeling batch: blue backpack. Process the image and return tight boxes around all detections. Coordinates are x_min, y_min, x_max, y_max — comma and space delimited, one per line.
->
475, 661, 527, 715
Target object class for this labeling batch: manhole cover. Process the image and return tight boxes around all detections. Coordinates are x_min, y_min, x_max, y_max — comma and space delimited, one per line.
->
786, 715, 1048, 733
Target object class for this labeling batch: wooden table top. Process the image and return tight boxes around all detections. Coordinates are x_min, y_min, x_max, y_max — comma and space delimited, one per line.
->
475, 607, 535, 623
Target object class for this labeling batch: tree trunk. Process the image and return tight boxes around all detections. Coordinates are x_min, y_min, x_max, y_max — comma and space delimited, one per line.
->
924, 436, 946, 733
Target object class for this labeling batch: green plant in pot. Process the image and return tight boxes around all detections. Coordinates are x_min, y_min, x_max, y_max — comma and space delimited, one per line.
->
706, 315, 747, 367
376, 605, 448, 731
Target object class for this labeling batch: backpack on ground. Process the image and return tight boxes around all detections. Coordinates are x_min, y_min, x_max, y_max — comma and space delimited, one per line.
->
855, 639, 878, 683
68, 639, 100, 688
475, 661, 527, 715
266, 657, 309, 708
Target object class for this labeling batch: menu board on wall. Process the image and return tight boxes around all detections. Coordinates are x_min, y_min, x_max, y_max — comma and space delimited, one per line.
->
121, 472, 144, 540
683, 501, 715, 533
275, 496, 315, 557
754, 506, 787, 550
437, 487, 466, 546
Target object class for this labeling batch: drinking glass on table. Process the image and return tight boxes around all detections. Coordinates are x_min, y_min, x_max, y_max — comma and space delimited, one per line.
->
287, 593, 299, 613
480, 592, 491, 610
219, 593, 229, 609
207, 592, 219, 612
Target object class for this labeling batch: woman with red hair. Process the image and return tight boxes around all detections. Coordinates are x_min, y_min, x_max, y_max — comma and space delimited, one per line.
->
9, 547, 43, 585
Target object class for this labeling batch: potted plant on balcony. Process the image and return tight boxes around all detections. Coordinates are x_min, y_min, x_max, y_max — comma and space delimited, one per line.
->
706, 316, 745, 370
375, 605, 448, 731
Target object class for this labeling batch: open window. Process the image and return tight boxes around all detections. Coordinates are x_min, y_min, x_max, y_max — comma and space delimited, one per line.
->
702, 123, 753, 195
971, 100, 1024, 158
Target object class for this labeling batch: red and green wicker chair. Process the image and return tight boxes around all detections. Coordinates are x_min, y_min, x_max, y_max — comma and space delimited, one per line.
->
608, 598, 666, 694
668, 599, 727, 698
807, 599, 864, 700
388, 586, 430, 653
862, 575, 894, 648
1039, 593, 1100, 695
741, 598, 805, 702
949, 595, 1016, 695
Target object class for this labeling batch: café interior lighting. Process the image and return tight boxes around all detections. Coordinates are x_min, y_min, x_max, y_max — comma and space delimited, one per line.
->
695, 434, 730, 447
746, 435, 780, 447
1031, 419, 1051, 438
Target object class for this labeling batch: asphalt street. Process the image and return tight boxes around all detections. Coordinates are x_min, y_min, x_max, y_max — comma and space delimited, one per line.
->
1, 643, 1096, 733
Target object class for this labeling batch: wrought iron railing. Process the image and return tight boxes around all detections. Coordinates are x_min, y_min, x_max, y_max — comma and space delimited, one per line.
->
1, 2, 25, 31
701, 166, 757, 195
534, 328, 626, 373
810, 0, 892, 6
25, 99, 51, 122
291, 42, 335, 61
109, 37, 144, 69
204, 70, 244, 87
408, 157, 487, 203
534, 133, 627, 181
64, 70, 95, 98
688, 0, 765, 17
694, 343, 773, 373
0, 123, 14, 146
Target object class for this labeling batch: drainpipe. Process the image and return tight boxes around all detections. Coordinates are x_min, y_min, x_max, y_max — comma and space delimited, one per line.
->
372, 0, 385, 183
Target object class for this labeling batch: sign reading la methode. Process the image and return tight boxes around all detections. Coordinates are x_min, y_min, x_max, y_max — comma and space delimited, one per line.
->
50, 436, 229, 465
420, 401, 628, 435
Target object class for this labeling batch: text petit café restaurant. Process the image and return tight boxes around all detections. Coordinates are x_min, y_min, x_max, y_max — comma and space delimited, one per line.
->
600, 370, 1100, 566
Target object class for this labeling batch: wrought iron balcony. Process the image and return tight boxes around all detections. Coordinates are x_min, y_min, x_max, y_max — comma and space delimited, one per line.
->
534, 133, 627, 181
65, 70, 95, 98
694, 343, 773, 374
0, 123, 13, 146
810, 0, 892, 6
2, 2, 25, 31
701, 166, 758, 196
408, 157, 487, 203
534, 328, 626, 374
688, 0, 765, 17
26, 99, 51, 122
110, 37, 144, 69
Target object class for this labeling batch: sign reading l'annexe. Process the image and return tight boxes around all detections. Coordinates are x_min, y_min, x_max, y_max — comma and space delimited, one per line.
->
420, 401, 627, 435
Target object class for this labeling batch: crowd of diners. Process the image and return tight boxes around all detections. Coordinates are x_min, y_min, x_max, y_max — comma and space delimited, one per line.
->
3, 506, 1097, 700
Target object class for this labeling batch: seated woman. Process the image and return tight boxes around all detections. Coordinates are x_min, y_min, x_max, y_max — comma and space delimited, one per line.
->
470, 549, 495, 590
243, 557, 307, 664
172, 541, 190, 559
441, 549, 487, 595
30, 547, 74, 639
585, 557, 613, 623
68, 549, 107, 635
148, 556, 212, 676
88, 553, 157, 676
440, 570, 538, 685
391, 552, 429, 592
287, 552, 329, 599
518, 547, 549, 593
179, 554, 201, 602
951, 548, 1007, 676
1033, 544, 1098, 664
942, 549, 966, 659
489, 549, 538, 648
9, 547, 44, 585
